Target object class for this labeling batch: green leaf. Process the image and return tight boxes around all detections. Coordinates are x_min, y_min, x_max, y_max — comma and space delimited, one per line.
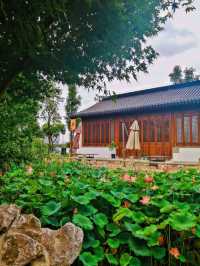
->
41, 216, 60, 227
84, 238, 100, 249
124, 222, 141, 235
131, 211, 146, 224
169, 212, 196, 231
60, 216, 69, 226
41, 201, 61, 216
195, 225, 200, 237
79, 252, 98, 266
151, 247, 166, 260
179, 255, 186, 263
113, 208, 132, 222
97, 227, 105, 238
160, 204, 176, 213
129, 257, 141, 266
147, 231, 160, 247
73, 214, 93, 230
135, 225, 157, 240
157, 219, 169, 229
111, 191, 126, 199
128, 238, 151, 257
107, 238, 120, 249
107, 223, 121, 237
79, 205, 98, 216
93, 246, 104, 261
118, 232, 131, 244
105, 254, 118, 265
38, 179, 53, 186
120, 253, 132, 266
101, 192, 121, 207
125, 194, 139, 203
93, 213, 108, 228
72, 191, 97, 205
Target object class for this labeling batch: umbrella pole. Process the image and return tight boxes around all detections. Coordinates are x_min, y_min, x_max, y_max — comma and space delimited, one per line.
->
122, 122, 126, 167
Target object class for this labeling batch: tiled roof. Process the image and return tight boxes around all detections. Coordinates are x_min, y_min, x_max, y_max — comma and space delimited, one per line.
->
76, 80, 200, 118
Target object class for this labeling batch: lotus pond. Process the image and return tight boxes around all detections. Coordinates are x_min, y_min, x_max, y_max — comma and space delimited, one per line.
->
1, 160, 200, 266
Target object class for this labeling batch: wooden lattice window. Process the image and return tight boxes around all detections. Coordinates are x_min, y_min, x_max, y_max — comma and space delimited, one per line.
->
83, 120, 111, 146
176, 114, 200, 145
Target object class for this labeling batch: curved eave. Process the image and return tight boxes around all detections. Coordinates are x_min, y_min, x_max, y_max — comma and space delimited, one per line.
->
74, 99, 200, 119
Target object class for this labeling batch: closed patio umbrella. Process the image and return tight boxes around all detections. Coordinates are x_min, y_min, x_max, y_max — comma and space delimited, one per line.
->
126, 120, 140, 150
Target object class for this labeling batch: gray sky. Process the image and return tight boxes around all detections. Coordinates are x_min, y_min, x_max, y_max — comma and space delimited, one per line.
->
60, 3, 200, 120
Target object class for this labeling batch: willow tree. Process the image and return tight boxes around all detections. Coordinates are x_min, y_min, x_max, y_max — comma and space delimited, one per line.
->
0, 0, 196, 96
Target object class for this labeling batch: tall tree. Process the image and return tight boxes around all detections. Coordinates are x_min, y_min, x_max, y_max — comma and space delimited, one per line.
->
169, 65, 200, 84
65, 85, 81, 130
0, 0, 195, 96
184, 67, 200, 82
40, 83, 64, 152
65, 84, 81, 154
169, 65, 183, 84
0, 75, 42, 170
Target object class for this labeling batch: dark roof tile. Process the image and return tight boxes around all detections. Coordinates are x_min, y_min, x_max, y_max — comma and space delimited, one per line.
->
77, 80, 200, 118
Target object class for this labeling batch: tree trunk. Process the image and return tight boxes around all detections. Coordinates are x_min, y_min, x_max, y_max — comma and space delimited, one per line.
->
48, 134, 53, 153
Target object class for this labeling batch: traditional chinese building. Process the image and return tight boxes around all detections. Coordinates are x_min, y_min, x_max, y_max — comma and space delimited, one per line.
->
75, 80, 200, 162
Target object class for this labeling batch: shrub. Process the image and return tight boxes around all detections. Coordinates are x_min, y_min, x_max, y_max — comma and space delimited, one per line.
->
31, 138, 49, 161
1, 161, 200, 266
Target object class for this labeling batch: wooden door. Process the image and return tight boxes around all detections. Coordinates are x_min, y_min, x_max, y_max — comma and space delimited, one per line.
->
140, 115, 172, 158
116, 114, 172, 158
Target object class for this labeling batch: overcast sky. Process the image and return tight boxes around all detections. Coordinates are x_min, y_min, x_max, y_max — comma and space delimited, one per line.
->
60, 2, 200, 120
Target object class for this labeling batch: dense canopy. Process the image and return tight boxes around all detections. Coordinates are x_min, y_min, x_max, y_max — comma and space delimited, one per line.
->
0, 0, 195, 95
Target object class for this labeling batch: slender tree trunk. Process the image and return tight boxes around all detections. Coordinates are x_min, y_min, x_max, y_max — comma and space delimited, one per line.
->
48, 135, 51, 153
48, 134, 53, 153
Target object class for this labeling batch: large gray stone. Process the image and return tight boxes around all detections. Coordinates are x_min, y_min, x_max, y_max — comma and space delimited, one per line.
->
0, 205, 83, 266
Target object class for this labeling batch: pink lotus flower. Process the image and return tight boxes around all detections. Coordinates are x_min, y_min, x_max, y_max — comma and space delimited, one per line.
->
140, 196, 150, 205
130, 176, 137, 182
26, 165, 33, 175
121, 174, 137, 183
158, 235, 165, 246
73, 208, 78, 214
151, 185, 159, 191
144, 176, 154, 183
169, 247, 180, 259
123, 200, 131, 208
121, 174, 131, 182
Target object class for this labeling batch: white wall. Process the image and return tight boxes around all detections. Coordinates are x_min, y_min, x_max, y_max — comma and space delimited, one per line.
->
77, 147, 115, 159
172, 147, 200, 163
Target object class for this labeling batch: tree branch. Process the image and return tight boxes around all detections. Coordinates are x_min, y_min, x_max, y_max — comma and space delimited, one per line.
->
0, 57, 31, 97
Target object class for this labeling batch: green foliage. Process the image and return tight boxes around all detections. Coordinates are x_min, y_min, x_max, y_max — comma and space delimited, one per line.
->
0, 93, 40, 170
0, 73, 59, 170
65, 84, 81, 130
40, 86, 65, 151
42, 123, 64, 139
0, 0, 195, 95
31, 138, 48, 161
1, 161, 200, 265
169, 65, 200, 84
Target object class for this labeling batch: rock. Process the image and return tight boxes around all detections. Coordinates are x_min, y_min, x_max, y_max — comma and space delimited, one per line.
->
0, 205, 83, 266
0, 205, 21, 232
10, 214, 42, 241
39, 223, 83, 266
0, 233, 44, 266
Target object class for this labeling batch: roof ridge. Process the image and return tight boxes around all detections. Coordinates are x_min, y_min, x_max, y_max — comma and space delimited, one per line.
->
103, 80, 200, 101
